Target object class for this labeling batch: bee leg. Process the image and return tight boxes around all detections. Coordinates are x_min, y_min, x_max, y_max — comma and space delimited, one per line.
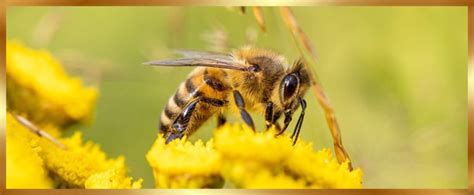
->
272, 111, 282, 134
217, 114, 227, 127
274, 122, 282, 132
276, 111, 292, 136
165, 132, 185, 144
291, 98, 307, 145
264, 101, 274, 130
233, 90, 256, 131
166, 98, 200, 144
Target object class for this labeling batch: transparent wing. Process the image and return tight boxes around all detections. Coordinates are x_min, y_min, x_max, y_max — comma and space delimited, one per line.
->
144, 50, 248, 71
173, 49, 234, 61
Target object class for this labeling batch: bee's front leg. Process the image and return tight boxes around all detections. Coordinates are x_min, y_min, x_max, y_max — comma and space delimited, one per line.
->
264, 101, 274, 130
272, 111, 282, 132
217, 114, 227, 127
291, 98, 307, 145
276, 111, 292, 136
233, 90, 256, 131
265, 102, 284, 132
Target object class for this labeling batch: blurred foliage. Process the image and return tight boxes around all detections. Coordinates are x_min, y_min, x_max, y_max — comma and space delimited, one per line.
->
7, 41, 97, 127
7, 6, 467, 188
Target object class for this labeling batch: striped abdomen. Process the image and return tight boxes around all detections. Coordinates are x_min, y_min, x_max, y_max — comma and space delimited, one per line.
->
159, 67, 231, 136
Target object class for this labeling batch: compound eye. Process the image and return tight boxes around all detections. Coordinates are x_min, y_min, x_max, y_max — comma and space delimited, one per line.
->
281, 74, 299, 101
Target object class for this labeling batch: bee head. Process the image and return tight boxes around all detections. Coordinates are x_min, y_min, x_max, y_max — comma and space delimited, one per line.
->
279, 60, 312, 112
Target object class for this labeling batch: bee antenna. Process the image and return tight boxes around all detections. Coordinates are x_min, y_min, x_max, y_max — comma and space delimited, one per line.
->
289, 58, 305, 73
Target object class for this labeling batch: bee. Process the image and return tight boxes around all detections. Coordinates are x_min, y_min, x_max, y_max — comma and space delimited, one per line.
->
145, 47, 312, 144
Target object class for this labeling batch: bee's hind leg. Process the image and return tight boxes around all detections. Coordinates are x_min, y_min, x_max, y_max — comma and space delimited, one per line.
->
166, 98, 200, 144
165, 132, 185, 144
233, 90, 256, 131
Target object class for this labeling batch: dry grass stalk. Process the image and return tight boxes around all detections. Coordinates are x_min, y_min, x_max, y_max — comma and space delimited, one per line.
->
279, 7, 353, 170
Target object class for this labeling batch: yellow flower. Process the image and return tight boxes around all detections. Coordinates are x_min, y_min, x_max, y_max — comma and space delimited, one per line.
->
146, 123, 363, 189
6, 41, 141, 189
241, 171, 307, 189
287, 143, 363, 188
215, 124, 363, 189
6, 113, 143, 189
146, 134, 223, 188
214, 124, 293, 164
40, 132, 116, 187
6, 41, 97, 127
6, 119, 54, 189
85, 164, 143, 189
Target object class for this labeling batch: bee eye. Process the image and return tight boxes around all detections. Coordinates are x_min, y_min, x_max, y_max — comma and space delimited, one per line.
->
281, 74, 299, 101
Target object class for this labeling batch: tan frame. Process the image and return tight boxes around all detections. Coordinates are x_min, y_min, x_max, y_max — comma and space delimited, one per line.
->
0, 1, 472, 194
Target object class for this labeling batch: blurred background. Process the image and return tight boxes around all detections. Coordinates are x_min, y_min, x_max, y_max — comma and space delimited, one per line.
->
7, 6, 467, 188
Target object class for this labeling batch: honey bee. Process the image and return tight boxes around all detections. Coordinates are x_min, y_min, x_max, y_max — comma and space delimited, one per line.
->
145, 47, 312, 144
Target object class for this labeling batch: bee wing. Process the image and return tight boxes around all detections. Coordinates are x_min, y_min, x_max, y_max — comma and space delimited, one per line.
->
144, 50, 248, 71
173, 49, 234, 61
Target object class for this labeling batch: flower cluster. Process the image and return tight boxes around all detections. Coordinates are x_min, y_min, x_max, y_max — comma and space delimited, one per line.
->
146, 135, 223, 188
7, 41, 97, 127
7, 113, 143, 188
6, 41, 142, 189
147, 124, 363, 189
6, 117, 54, 189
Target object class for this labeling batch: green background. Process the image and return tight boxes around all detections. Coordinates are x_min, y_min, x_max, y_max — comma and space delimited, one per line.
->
7, 6, 467, 188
